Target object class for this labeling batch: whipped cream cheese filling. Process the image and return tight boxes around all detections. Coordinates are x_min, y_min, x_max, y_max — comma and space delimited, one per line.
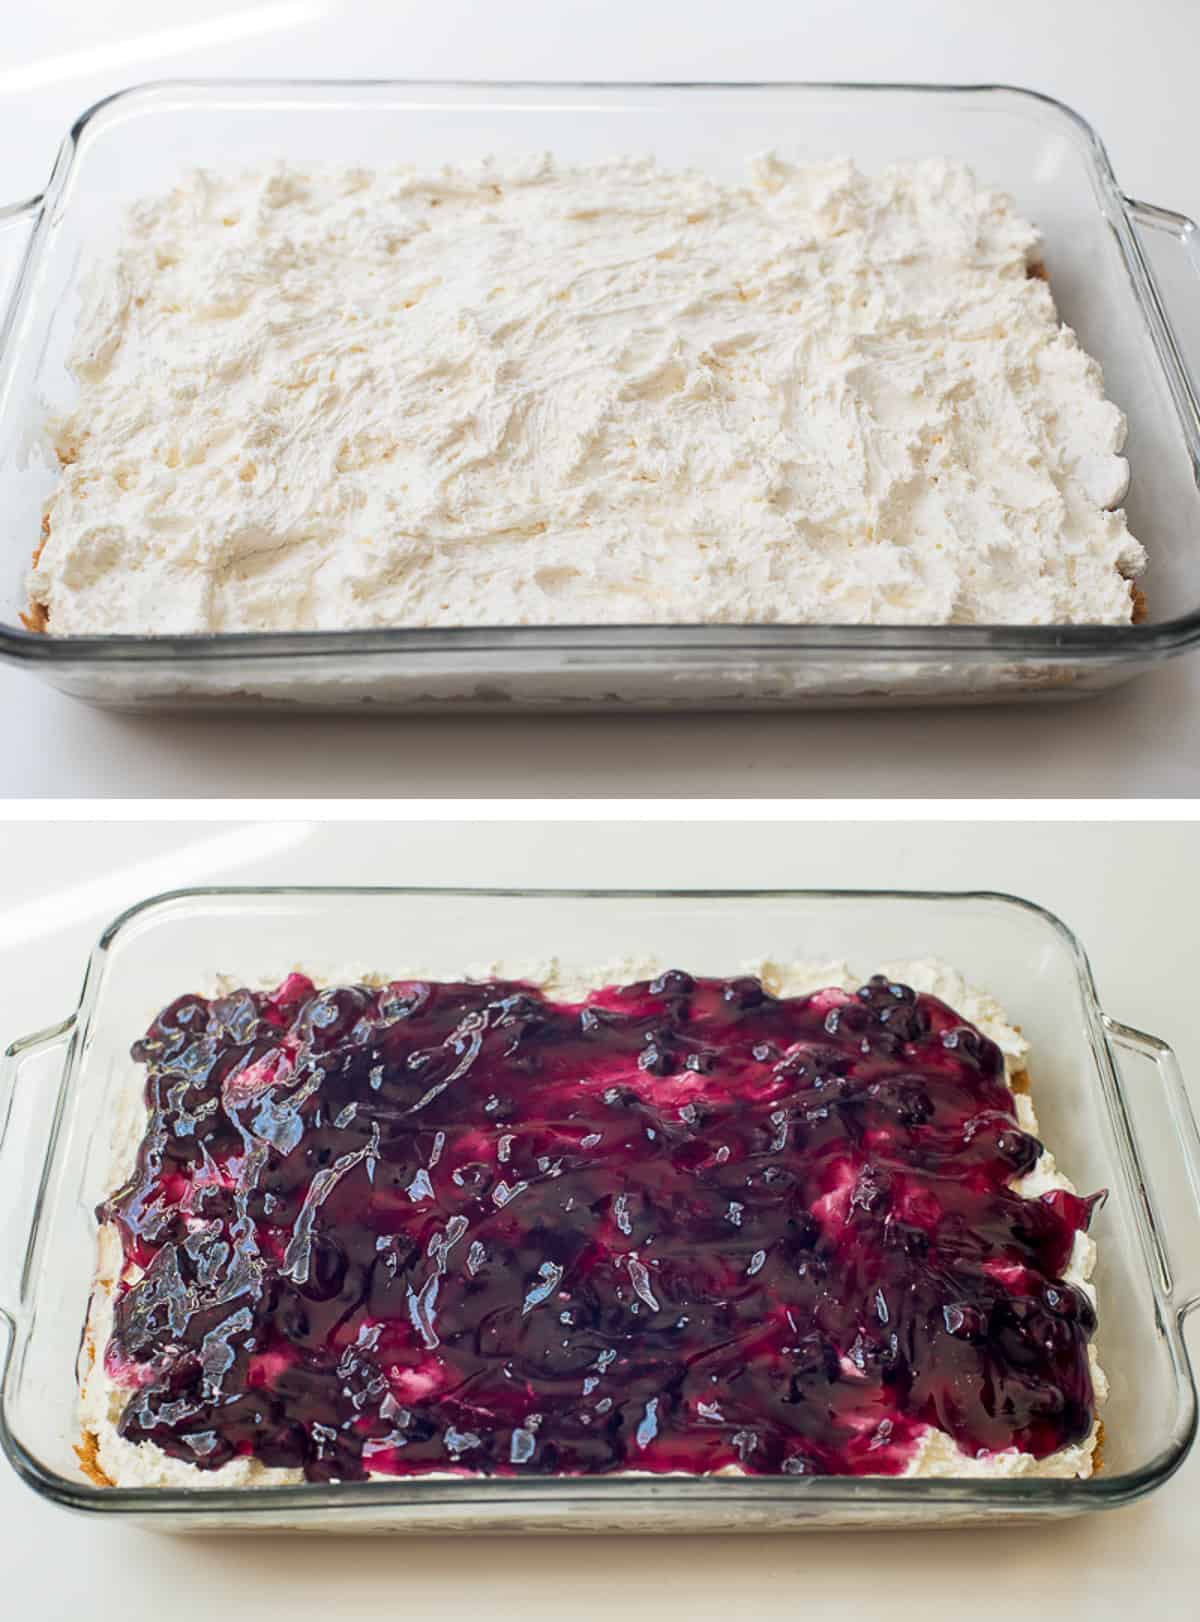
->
33, 154, 1143, 635
79, 959, 1104, 1488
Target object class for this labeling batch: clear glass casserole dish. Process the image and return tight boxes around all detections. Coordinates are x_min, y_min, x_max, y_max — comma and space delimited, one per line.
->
1, 883, 1197, 1534
1, 80, 1200, 713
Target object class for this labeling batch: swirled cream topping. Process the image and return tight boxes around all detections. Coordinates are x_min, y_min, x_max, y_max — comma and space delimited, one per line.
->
32, 154, 1144, 634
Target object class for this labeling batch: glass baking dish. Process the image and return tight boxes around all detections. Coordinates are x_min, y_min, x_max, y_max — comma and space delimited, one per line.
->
1, 884, 1198, 1533
1, 81, 1200, 713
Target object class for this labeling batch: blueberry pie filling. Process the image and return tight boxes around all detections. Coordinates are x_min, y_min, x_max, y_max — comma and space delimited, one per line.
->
82, 969, 1103, 1484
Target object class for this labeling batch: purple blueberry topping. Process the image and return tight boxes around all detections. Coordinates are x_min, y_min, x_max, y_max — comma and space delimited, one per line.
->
97, 971, 1102, 1482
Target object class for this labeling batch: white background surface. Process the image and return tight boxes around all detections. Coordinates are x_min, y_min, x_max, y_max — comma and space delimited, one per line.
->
1, 814, 1199, 1619
3, 0, 1200, 797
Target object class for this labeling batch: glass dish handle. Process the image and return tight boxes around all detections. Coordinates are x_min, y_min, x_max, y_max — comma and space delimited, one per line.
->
1123, 196, 1200, 451
0, 195, 41, 338
1104, 1016, 1200, 1318
0, 1017, 74, 1334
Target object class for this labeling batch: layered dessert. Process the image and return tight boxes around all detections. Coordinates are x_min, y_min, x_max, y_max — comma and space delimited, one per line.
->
29, 154, 1143, 635
79, 959, 1105, 1488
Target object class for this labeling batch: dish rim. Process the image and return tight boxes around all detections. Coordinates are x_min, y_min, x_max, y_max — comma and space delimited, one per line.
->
1, 77, 1199, 668
0, 881, 1195, 1517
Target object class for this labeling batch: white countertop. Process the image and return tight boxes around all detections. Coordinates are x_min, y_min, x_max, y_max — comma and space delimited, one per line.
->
0, 814, 1198, 1619
3, 0, 1200, 797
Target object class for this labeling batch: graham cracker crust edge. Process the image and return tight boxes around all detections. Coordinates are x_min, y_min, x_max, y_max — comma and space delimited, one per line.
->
75, 1430, 115, 1489
20, 514, 50, 632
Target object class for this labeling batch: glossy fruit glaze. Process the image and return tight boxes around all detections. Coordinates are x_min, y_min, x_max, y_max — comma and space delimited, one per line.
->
97, 971, 1101, 1483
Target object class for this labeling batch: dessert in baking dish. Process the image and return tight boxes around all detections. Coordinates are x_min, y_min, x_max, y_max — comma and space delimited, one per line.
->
29, 155, 1142, 636
79, 960, 1104, 1487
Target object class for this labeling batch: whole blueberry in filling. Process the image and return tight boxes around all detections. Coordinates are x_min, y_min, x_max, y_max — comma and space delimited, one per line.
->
96, 972, 1102, 1482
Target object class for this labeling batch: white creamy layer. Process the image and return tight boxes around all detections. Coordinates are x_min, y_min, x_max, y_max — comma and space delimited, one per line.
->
34, 155, 1143, 635
80, 959, 1103, 1488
